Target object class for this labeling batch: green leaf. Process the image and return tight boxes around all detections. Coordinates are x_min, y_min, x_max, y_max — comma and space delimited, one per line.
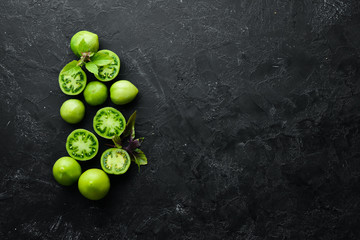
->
65, 66, 82, 77
112, 135, 122, 148
91, 52, 114, 66
134, 148, 147, 165
61, 60, 78, 74
85, 62, 98, 75
121, 111, 137, 139
131, 149, 147, 172
78, 39, 90, 54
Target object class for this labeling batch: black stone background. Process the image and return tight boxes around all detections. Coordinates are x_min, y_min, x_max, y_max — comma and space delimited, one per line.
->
1, 0, 360, 239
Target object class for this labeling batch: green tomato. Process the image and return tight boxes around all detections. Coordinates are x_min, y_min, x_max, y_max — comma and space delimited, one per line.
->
70, 31, 99, 57
110, 80, 138, 105
58, 64, 87, 95
93, 107, 126, 139
78, 169, 110, 200
53, 157, 82, 186
66, 129, 99, 161
60, 99, 85, 124
94, 50, 120, 82
83, 81, 108, 106
101, 148, 131, 175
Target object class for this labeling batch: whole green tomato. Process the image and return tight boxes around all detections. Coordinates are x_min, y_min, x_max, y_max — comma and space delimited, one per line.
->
83, 81, 108, 106
60, 99, 85, 124
78, 169, 110, 200
70, 30, 99, 57
53, 157, 82, 186
110, 80, 138, 105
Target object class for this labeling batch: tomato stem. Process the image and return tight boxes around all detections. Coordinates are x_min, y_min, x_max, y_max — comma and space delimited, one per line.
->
82, 52, 92, 62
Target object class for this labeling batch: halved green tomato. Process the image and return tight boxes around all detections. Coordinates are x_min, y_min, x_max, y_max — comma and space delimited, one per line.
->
93, 107, 126, 139
59, 66, 87, 95
66, 129, 99, 161
95, 50, 120, 82
101, 148, 131, 175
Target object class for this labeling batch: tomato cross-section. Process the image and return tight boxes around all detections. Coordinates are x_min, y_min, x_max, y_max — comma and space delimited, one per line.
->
101, 148, 131, 175
93, 107, 126, 139
59, 66, 87, 95
66, 129, 99, 161
95, 50, 120, 82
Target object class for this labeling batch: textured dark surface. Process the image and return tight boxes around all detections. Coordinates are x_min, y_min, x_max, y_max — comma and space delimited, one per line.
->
1, 0, 360, 239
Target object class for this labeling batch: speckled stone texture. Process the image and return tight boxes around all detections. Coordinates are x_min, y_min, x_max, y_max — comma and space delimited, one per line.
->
1, 0, 360, 239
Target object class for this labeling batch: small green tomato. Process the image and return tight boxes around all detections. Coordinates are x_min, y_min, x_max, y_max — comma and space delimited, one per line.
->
53, 157, 82, 186
70, 31, 99, 57
110, 80, 138, 105
78, 169, 110, 200
60, 99, 85, 124
83, 81, 108, 106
